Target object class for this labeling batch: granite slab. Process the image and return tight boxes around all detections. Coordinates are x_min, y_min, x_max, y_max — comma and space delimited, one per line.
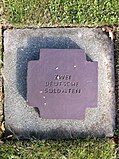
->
3, 28, 115, 139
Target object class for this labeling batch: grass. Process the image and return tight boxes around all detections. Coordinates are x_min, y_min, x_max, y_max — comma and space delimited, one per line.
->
0, 0, 119, 159
2, 0, 118, 26
0, 139, 116, 159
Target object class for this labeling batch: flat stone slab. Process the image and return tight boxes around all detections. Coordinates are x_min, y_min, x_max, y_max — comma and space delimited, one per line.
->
4, 28, 115, 139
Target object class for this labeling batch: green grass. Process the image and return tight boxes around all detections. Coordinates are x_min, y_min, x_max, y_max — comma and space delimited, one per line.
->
0, 139, 116, 159
0, 1, 119, 159
3, 0, 118, 26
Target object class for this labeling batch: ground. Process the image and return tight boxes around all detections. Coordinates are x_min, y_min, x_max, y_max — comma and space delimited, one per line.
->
0, 0, 119, 158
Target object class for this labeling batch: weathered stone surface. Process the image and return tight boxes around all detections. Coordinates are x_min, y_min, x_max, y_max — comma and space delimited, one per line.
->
0, 24, 3, 138
4, 28, 115, 139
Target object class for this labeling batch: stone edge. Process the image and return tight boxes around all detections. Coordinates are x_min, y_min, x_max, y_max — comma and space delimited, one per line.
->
115, 28, 119, 129
0, 24, 4, 138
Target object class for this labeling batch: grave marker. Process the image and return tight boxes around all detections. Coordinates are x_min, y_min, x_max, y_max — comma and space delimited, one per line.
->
4, 28, 115, 139
27, 49, 98, 119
